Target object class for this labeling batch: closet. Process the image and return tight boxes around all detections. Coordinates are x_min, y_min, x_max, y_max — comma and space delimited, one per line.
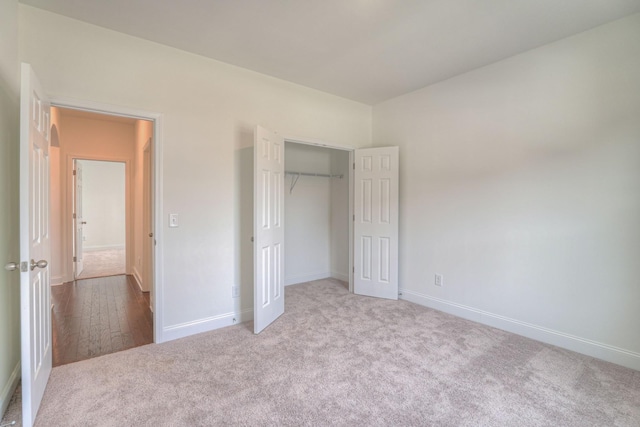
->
284, 142, 350, 286
253, 125, 399, 333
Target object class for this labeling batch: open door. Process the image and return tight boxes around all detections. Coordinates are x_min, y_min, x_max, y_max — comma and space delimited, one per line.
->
253, 125, 285, 334
353, 147, 399, 300
19, 63, 52, 427
73, 159, 84, 277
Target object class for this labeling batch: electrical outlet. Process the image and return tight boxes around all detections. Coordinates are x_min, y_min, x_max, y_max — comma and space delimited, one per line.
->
232, 286, 239, 298
435, 274, 443, 287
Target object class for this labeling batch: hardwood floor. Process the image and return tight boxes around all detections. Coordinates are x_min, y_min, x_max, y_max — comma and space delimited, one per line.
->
51, 275, 152, 367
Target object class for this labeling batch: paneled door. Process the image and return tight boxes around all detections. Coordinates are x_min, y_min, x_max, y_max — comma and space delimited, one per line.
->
353, 147, 399, 300
253, 125, 285, 333
19, 63, 52, 427
73, 159, 85, 277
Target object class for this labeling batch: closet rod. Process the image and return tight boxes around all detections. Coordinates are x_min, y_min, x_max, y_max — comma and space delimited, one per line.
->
286, 171, 344, 194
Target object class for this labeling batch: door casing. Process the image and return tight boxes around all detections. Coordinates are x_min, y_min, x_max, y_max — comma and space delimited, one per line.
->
50, 97, 165, 343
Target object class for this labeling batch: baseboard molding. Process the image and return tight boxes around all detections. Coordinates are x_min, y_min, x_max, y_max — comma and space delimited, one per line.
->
162, 308, 253, 342
331, 271, 349, 282
132, 268, 143, 291
83, 244, 125, 252
51, 275, 64, 286
400, 288, 640, 371
285, 272, 331, 286
0, 361, 20, 419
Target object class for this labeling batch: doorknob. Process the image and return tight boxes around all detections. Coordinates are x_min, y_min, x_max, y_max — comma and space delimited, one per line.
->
30, 259, 48, 271
4, 262, 19, 271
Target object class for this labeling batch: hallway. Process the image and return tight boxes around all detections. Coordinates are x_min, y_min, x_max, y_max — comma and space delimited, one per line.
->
51, 275, 152, 367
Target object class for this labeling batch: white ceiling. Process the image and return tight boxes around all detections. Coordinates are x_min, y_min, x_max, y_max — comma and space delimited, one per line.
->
20, 0, 640, 105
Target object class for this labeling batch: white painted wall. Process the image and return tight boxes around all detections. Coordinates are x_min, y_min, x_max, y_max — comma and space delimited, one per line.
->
79, 160, 126, 250
373, 14, 640, 370
330, 150, 350, 282
284, 143, 332, 284
284, 143, 350, 285
19, 5, 372, 341
0, 0, 21, 418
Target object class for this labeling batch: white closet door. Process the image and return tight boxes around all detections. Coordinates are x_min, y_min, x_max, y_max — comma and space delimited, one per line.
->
253, 125, 285, 333
353, 147, 399, 300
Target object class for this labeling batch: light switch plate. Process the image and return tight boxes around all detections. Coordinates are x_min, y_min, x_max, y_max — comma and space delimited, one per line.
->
169, 213, 179, 228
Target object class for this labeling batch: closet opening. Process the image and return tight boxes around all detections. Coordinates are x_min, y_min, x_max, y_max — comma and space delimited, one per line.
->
283, 141, 352, 291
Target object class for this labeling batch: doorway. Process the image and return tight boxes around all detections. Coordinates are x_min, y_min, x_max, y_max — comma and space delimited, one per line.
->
73, 159, 127, 280
48, 106, 157, 365
253, 125, 400, 333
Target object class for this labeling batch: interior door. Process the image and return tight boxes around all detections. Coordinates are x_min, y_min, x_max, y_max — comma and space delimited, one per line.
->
19, 63, 52, 427
73, 159, 84, 276
353, 147, 399, 300
253, 125, 285, 333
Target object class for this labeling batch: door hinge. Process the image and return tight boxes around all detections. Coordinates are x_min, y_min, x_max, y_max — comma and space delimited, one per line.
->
73, 213, 76, 219
353, 163, 355, 170
353, 266, 355, 273
73, 169, 76, 176
353, 214, 355, 221
73, 256, 77, 262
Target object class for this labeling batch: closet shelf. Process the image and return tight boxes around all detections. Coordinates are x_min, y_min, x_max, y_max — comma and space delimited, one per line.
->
285, 171, 344, 193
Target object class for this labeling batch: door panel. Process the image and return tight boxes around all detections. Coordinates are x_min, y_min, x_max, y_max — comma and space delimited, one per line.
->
253, 125, 285, 333
74, 159, 84, 276
354, 147, 399, 300
20, 63, 52, 427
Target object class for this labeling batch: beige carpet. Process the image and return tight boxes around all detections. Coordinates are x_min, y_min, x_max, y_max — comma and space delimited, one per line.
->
3, 279, 639, 426
76, 248, 125, 280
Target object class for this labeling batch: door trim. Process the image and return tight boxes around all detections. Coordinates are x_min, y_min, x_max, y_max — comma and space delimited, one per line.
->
67, 156, 131, 280
50, 97, 165, 343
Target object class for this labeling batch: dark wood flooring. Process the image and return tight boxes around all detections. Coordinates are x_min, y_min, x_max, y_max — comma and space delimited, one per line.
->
51, 275, 153, 367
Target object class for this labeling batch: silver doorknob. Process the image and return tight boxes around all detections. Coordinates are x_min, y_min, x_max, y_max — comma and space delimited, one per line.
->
4, 262, 19, 271
30, 259, 48, 271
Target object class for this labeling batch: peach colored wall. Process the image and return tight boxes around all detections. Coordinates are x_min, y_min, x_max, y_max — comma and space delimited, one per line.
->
132, 119, 153, 291
49, 107, 63, 283
52, 112, 135, 283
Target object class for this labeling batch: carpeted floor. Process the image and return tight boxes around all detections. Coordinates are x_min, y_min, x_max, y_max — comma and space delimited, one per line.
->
4, 279, 639, 426
75, 248, 125, 280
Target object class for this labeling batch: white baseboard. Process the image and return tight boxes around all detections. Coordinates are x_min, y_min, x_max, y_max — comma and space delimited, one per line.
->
285, 272, 331, 286
161, 308, 253, 342
132, 268, 143, 291
331, 271, 349, 282
400, 288, 640, 371
51, 275, 64, 286
0, 361, 20, 419
83, 244, 125, 252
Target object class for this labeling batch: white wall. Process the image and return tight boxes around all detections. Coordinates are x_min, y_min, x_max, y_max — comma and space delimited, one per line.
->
373, 14, 640, 370
79, 160, 126, 250
284, 143, 332, 284
330, 150, 350, 281
19, 5, 372, 341
0, 0, 20, 417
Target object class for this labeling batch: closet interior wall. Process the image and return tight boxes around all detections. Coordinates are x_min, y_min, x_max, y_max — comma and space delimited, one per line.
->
284, 142, 350, 285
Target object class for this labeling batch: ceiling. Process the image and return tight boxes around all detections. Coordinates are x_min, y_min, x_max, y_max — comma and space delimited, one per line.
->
20, 0, 640, 105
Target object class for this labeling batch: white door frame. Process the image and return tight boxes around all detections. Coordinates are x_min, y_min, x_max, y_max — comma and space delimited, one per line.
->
68, 156, 131, 280
50, 97, 165, 343
282, 134, 355, 292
